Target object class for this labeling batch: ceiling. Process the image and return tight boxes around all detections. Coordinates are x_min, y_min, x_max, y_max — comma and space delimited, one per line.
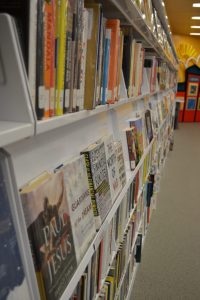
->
164, 0, 200, 36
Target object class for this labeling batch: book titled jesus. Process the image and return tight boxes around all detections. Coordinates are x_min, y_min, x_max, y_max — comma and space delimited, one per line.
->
81, 141, 112, 229
20, 171, 77, 300
62, 155, 96, 263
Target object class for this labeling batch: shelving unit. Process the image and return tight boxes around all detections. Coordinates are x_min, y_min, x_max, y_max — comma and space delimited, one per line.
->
0, 0, 178, 299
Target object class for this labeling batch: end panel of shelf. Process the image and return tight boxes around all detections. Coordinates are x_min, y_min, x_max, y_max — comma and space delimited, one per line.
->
0, 122, 34, 147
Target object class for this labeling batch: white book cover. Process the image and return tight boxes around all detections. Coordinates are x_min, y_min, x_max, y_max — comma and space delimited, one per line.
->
114, 141, 126, 187
103, 135, 122, 203
62, 155, 96, 262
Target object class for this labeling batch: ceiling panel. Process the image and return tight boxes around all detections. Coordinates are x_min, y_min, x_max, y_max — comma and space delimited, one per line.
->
165, 0, 200, 36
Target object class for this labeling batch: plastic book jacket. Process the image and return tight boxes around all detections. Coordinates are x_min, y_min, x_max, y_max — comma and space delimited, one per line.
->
62, 155, 96, 263
21, 171, 77, 300
0, 155, 29, 300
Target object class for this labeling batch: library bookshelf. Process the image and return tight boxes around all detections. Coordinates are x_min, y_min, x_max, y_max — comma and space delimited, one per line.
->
0, 0, 178, 299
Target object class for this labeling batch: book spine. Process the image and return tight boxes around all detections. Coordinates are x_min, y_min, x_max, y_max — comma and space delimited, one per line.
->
28, 0, 38, 111
69, 0, 77, 112
50, 0, 56, 117
101, 29, 111, 105
106, 20, 120, 104
63, 0, 73, 113
82, 151, 101, 228
55, 0, 67, 116
36, 0, 45, 120
117, 31, 124, 100
44, 0, 54, 118
126, 130, 136, 170
76, 6, 88, 111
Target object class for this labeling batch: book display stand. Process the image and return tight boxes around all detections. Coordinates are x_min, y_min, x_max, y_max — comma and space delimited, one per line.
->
0, 1, 178, 299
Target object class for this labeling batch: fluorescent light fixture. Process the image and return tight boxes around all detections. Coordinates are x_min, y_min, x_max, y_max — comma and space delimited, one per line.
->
193, 3, 200, 7
192, 16, 200, 19
190, 32, 200, 35
191, 25, 200, 28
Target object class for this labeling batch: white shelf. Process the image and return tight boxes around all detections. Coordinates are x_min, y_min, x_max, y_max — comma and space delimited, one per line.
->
35, 89, 172, 136
0, 121, 34, 147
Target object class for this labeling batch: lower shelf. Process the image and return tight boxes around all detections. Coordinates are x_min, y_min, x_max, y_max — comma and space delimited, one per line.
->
0, 121, 34, 147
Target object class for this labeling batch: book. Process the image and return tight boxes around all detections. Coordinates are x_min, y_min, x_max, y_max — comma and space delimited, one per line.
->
84, 3, 101, 110
61, 155, 96, 262
81, 141, 112, 229
0, 152, 30, 300
44, 0, 56, 118
114, 141, 126, 187
35, 0, 45, 120
55, 0, 67, 116
101, 28, 112, 105
123, 128, 137, 171
145, 109, 154, 143
106, 19, 120, 104
129, 116, 145, 161
101, 135, 122, 203
20, 171, 77, 300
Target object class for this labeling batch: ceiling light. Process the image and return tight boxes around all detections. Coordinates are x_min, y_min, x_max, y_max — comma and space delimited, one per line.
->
190, 32, 200, 35
168, 25, 170, 28
166, 16, 168, 19
193, 3, 200, 7
162, 1, 165, 7
191, 25, 200, 28
192, 16, 200, 19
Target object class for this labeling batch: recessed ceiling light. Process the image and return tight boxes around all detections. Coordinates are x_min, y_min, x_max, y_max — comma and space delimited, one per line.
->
190, 32, 200, 35
193, 3, 200, 7
192, 16, 200, 19
191, 25, 200, 28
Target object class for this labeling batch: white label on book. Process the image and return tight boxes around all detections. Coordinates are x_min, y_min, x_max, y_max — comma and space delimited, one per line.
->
87, 9, 93, 40
64, 89, 70, 108
107, 89, 112, 101
130, 161, 136, 169
38, 86, 46, 109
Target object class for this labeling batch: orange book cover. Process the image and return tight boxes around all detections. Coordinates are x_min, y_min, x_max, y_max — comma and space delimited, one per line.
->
106, 19, 120, 104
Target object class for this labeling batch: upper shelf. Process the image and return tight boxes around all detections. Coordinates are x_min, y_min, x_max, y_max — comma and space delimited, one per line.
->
99, 0, 178, 70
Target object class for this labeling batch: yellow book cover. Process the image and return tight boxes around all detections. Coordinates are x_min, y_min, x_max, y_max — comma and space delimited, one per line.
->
56, 0, 67, 115
105, 276, 115, 300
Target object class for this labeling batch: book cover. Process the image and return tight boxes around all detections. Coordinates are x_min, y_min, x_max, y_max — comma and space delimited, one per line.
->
0, 154, 30, 300
62, 155, 96, 262
63, 0, 75, 113
114, 141, 126, 187
36, 0, 45, 120
55, 0, 67, 116
44, 0, 56, 118
106, 19, 120, 104
101, 28, 112, 105
81, 142, 112, 229
84, 3, 101, 110
102, 135, 122, 203
129, 116, 144, 161
145, 109, 154, 143
122, 27, 133, 95
123, 128, 137, 171
20, 171, 77, 300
